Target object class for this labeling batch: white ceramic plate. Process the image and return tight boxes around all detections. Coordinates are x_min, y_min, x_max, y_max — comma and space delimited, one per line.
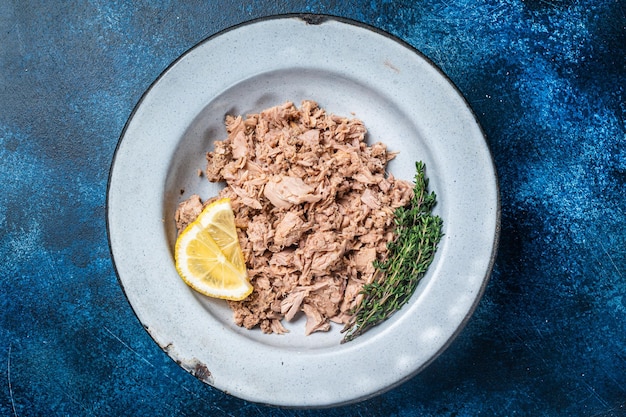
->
107, 15, 500, 407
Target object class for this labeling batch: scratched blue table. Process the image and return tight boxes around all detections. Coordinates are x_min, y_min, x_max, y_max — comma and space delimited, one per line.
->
1, 1, 624, 416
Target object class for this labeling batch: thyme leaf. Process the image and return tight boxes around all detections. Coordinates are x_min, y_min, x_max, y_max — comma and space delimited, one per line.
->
341, 161, 443, 343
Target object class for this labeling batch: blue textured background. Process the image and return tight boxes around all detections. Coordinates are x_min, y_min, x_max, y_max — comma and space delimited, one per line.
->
1, 1, 624, 416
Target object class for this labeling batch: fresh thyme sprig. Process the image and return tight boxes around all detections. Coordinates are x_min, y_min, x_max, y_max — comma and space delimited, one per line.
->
341, 161, 443, 343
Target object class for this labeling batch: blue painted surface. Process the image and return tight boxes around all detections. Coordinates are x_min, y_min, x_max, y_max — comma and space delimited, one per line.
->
1, 0, 624, 415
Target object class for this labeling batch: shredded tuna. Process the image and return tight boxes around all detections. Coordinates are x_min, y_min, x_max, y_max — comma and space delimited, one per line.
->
175, 194, 203, 232
175, 101, 413, 335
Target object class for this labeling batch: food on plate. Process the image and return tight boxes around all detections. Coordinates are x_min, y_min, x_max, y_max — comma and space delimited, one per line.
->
174, 100, 439, 337
341, 161, 442, 343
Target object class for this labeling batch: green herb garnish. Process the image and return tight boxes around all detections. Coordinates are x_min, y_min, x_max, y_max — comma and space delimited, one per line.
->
341, 161, 443, 343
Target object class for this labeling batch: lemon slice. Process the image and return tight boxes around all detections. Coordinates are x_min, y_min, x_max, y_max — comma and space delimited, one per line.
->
174, 198, 252, 301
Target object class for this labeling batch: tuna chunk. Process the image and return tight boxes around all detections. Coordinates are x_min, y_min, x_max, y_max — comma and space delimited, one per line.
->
281, 288, 308, 322
303, 303, 331, 335
246, 214, 274, 253
263, 176, 322, 209
174, 194, 203, 231
353, 247, 377, 274
274, 211, 307, 248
